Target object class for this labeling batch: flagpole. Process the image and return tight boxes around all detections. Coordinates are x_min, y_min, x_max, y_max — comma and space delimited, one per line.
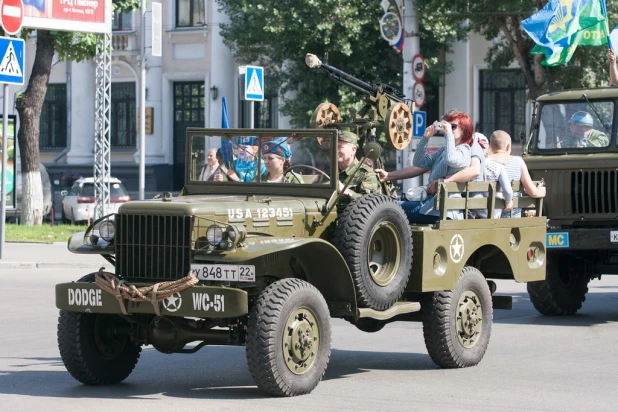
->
600, 0, 612, 49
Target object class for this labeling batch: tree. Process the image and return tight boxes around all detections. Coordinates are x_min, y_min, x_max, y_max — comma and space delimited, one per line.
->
416, 0, 618, 98
216, 0, 461, 128
12, 0, 139, 225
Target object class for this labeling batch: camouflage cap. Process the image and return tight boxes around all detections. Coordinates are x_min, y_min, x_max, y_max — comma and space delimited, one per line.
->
339, 131, 359, 146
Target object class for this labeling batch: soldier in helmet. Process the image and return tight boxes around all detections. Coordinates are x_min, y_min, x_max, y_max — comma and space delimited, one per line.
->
337, 131, 381, 210
559, 111, 609, 148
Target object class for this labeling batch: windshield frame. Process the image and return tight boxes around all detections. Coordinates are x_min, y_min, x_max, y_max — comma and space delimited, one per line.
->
530, 98, 617, 154
184, 128, 339, 198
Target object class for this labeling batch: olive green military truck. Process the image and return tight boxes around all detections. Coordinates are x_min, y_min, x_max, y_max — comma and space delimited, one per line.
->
55, 55, 546, 397
524, 87, 618, 315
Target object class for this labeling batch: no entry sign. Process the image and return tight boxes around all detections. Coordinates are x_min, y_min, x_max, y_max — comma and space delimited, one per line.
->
0, 0, 23, 36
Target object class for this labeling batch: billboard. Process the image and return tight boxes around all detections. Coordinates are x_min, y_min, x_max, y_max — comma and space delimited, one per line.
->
0, 115, 16, 209
23, 0, 112, 33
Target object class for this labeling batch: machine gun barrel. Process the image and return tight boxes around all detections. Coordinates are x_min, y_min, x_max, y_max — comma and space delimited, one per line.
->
305, 53, 404, 101
306, 53, 374, 93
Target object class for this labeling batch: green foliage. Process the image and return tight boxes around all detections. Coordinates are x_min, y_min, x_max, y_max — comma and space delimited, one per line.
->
217, 0, 460, 127
416, 0, 618, 97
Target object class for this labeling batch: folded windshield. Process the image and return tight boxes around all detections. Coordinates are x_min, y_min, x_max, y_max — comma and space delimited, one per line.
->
189, 132, 335, 186
536, 101, 614, 150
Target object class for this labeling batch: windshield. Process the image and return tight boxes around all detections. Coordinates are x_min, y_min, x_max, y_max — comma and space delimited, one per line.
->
188, 131, 336, 188
535, 101, 614, 150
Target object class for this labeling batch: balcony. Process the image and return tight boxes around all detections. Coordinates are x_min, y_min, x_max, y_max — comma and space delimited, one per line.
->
112, 31, 138, 53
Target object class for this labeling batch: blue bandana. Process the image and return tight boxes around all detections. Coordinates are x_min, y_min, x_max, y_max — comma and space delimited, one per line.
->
261, 137, 292, 159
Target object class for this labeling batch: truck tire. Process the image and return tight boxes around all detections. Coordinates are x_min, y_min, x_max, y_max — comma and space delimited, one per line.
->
57, 274, 141, 385
422, 266, 493, 368
332, 194, 413, 311
246, 278, 331, 397
527, 254, 589, 316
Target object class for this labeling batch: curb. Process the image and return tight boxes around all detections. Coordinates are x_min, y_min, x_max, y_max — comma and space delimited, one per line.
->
0, 262, 104, 269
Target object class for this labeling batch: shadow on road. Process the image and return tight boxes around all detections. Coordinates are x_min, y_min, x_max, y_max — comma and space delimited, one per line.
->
494, 291, 618, 327
0, 346, 435, 400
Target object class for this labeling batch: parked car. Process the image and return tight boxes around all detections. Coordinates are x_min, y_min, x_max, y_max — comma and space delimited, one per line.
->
61, 177, 130, 224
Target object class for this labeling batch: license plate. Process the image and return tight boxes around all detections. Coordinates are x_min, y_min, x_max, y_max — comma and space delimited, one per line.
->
191, 264, 256, 282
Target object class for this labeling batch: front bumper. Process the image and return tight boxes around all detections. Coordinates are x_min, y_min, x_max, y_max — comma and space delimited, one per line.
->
546, 228, 618, 250
56, 282, 248, 318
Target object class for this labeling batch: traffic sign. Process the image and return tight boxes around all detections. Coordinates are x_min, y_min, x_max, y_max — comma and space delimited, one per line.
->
412, 54, 426, 81
0, 36, 24, 85
413, 111, 426, 138
245, 65, 264, 101
413, 82, 426, 108
0, 0, 23, 36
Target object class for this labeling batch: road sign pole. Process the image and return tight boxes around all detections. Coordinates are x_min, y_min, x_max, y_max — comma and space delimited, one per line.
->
0, 83, 9, 259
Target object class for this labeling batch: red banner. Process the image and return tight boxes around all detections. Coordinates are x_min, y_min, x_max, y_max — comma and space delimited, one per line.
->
52, 0, 104, 23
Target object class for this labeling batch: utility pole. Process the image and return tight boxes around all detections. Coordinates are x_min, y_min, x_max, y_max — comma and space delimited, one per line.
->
138, 0, 147, 200
401, 0, 421, 192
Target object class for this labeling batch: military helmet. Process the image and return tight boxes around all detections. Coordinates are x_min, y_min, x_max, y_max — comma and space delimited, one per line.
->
339, 131, 359, 147
569, 111, 594, 127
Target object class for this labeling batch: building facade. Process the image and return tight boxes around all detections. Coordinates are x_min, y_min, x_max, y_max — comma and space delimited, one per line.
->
5, 0, 289, 196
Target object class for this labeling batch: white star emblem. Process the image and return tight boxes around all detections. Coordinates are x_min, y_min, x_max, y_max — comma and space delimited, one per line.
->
450, 234, 464, 263
162, 293, 182, 312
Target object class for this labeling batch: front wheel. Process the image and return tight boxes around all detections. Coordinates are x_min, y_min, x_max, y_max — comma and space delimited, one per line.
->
57, 274, 141, 385
246, 278, 332, 397
422, 266, 493, 368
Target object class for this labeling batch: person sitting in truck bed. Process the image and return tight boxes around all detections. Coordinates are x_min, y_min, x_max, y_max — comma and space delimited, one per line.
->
558, 111, 609, 148
476, 133, 513, 217
396, 110, 475, 224
487, 130, 546, 218
260, 137, 303, 184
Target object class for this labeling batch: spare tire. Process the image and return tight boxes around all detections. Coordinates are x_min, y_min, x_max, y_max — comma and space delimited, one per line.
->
332, 193, 412, 311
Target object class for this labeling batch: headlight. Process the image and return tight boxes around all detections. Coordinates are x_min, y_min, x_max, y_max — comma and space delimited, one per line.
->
206, 225, 224, 244
99, 219, 115, 242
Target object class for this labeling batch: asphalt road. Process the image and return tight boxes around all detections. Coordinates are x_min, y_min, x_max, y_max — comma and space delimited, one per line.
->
1, 268, 617, 412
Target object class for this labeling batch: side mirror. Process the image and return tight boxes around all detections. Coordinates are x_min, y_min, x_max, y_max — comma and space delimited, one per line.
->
60, 190, 68, 196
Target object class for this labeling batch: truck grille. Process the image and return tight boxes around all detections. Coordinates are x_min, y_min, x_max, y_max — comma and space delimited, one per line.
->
570, 170, 618, 215
115, 214, 192, 281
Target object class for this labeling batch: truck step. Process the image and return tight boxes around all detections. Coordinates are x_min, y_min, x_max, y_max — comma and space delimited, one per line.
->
358, 301, 421, 320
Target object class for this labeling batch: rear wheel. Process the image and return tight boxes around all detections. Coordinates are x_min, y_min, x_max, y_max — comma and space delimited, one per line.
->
246, 278, 332, 397
527, 253, 589, 316
61, 207, 70, 224
333, 194, 413, 311
57, 274, 141, 385
422, 266, 493, 368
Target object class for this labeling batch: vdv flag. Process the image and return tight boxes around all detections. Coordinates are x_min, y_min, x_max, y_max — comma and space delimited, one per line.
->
522, 0, 608, 66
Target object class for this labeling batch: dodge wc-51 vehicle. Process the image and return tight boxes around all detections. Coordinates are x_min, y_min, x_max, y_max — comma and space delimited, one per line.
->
55, 55, 546, 397
524, 87, 618, 315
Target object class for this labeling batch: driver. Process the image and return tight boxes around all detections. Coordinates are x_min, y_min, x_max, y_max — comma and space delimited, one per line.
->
337, 131, 381, 210
559, 111, 609, 148
260, 137, 303, 184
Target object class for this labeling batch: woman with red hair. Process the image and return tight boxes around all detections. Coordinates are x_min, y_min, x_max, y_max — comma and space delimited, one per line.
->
401, 110, 475, 223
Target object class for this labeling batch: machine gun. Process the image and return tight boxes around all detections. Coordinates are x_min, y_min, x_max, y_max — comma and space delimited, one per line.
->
305, 52, 413, 152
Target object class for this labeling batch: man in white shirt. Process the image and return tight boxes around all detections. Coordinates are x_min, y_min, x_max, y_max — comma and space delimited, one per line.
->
199, 148, 224, 181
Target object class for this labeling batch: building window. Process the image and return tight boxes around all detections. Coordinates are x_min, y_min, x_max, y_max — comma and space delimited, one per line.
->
478, 69, 527, 142
112, 11, 132, 31
174, 82, 205, 122
39, 84, 67, 149
111, 82, 136, 147
240, 96, 278, 128
176, 0, 205, 28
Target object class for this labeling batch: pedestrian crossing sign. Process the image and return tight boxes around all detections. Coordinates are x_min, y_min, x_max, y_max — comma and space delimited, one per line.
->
245, 65, 264, 101
0, 36, 24, 85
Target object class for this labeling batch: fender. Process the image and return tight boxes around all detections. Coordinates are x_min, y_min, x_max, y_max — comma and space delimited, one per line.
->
198, 238, 357, 316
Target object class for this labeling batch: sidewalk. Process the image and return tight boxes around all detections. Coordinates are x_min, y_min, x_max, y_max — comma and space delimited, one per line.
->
0, 242, 110, 270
